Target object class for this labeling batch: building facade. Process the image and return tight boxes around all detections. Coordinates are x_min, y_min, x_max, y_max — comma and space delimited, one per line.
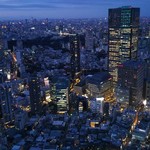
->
0, 83, 14, 123
85, 30, 94, 51
86, 72, 114, 102
51, 76, 70, 114
29, 77, 42, 114
108, 6, 140, 82
145, 79, 150, 102
118, 60, 144, 106
70, 34, 80, 79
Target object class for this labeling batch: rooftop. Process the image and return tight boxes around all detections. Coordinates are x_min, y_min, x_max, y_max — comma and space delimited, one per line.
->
86, 72, 112, 85
119, 60, 144, 70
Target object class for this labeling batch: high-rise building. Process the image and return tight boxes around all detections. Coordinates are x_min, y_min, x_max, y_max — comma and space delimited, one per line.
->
14, 110, 28, 130
108, 6, 140, 82
117, 60, 144, 106
85, 30, 94, 51
0, 28, 3, 61
145, 79, 150, 102
29, 77, 42, 114
70, 34, 80, 79
0, 83, 14, 123
51, 76, 70, 114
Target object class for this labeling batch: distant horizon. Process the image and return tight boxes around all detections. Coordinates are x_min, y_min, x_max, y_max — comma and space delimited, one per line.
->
0, 0, 150, 20
0, 16, 150, 21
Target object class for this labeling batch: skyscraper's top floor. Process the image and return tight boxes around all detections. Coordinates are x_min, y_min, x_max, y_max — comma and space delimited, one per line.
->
108, 6, 140, 28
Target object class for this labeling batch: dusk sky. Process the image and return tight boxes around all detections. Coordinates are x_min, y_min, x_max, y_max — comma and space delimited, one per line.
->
0, 0, 149, 19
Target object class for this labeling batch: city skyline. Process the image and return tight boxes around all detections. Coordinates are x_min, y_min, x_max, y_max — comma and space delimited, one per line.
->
0, 1, 150, 149
0, 0, 150, 19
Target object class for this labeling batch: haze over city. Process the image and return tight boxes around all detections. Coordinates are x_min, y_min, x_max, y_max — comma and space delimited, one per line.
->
0, 0, 150, 19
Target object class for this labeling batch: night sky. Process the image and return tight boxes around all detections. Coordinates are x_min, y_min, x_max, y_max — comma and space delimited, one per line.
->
0, 0, 149, 19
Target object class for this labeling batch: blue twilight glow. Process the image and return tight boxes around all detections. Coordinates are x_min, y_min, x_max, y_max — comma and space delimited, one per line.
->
0, 0, 149, 19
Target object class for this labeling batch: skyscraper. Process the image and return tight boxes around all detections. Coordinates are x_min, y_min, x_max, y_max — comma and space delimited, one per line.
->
85, 30, 94, 51
117, 60, 144, 106
145, 79, 150, 103
0, 28, 3, 62
108, 6, 140, 82
29, 77, 42, 114
70, 34, 80, 79
0, 83, 13, 123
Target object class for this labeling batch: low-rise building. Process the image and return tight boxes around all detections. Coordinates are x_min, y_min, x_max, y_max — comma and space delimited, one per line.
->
85, 72, 114, 102
132, 119, 150, 141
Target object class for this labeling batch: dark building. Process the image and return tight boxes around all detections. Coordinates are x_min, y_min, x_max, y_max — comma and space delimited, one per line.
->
77, 95, 88, 112
69, 92, 78, 113
145, 79, 150, 103
103, 102, 110, 117
70, 34, 80, 79
144, 57, 150, 79
142, 57, 150, 100
29, 77, 42, 114
108, 6, 140, 82
117, 60, 144, 106
0, 29, 3, 60
0, 72, 6, 84
0, 83, 13, 123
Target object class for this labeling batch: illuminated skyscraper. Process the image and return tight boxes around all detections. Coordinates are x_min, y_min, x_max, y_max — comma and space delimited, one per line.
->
70, 34, 80, 79
108, 6, 140, 82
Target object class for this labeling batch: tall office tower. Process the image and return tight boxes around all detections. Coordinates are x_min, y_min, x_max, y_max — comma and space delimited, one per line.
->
85, 30, 94, 51
145, 79, 150, 103
51, 76, 70, 114
108, 6, 140, 82
0, 28, 3, 59
70, 34, 80, 79
117, 60, 144, 106
0, 29, 4, 77
144, 57, 150, 79
0, 83, 14, 123
29, 77, 42, 114
15, 50, 26, 78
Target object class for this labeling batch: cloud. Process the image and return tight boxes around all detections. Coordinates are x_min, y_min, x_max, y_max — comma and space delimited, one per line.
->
0, 3, 58, 9
0, 0, 149, 9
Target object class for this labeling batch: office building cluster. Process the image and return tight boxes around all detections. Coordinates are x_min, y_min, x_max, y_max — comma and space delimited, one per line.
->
0, 6, 150, 150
